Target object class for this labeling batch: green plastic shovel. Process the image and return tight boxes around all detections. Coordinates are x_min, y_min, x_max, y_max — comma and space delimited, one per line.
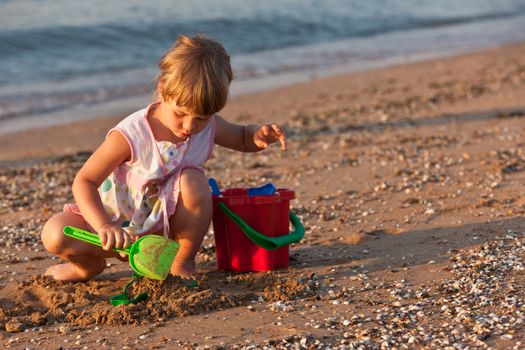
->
63, 226, 179, 280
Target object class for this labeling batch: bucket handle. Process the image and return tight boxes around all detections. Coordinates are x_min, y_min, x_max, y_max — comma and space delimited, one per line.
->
217, 202, 305, 250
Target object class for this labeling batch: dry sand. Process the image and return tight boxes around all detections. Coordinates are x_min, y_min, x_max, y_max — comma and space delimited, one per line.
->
1, 43, 525, 349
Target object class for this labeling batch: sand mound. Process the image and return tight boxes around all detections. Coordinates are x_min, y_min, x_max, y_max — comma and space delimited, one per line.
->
0, 270, 313, 332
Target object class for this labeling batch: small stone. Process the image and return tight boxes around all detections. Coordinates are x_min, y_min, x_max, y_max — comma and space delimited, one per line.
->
408, 336, 418, 344
59, 325, 71, 334
5, 319, 24, 333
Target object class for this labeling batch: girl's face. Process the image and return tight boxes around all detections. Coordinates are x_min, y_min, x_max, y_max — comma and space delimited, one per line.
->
159, 100, 212, 139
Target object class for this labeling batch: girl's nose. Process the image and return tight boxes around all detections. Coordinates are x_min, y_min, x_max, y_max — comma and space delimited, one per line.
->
184, 118, 197, 133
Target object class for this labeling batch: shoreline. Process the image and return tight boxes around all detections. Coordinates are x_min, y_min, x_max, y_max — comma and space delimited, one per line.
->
2, 41, 525, 165
1, 29, 525, 138
3, 11, 525, 133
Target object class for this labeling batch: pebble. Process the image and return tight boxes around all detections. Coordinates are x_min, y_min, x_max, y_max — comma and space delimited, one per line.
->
5, 319, 24, 333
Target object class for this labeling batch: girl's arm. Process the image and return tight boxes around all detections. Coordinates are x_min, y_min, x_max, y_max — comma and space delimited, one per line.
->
214, 115, 286, 152
72, 130, 132, 250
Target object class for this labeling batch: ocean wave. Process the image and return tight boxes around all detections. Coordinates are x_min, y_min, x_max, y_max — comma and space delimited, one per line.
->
0, 84, 151, 121
1, 7, 525, 86
1, 0, 525, 123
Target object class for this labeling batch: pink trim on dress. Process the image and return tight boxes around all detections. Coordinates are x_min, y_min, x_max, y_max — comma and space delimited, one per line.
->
143, 102, 167, 169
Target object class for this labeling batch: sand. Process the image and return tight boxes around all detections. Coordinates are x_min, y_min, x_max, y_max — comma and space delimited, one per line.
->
1, 42, 525, 349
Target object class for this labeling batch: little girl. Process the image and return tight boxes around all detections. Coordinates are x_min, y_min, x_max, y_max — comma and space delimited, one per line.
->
41, 35, 286, 281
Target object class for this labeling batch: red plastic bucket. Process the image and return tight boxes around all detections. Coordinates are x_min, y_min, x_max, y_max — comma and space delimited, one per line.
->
212, 188, 298, 272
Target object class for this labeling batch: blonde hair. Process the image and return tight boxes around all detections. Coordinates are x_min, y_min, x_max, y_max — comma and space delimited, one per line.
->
156, 34, 233, 116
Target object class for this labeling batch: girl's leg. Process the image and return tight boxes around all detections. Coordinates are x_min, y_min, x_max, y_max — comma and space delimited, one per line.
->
169, 168, 212, 277
41, 211, 118, 282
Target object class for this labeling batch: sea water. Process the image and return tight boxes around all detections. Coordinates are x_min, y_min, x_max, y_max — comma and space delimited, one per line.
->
1, 0, 525, 134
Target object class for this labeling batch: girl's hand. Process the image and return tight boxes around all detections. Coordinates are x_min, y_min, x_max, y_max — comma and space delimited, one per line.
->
253, 124, 287, 150
96, 223, 134, 251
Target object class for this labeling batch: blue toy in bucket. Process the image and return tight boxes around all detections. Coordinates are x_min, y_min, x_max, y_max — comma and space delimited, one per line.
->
208, 178, 221, 196
247, 183, 276, 196
208, 179, 276, 196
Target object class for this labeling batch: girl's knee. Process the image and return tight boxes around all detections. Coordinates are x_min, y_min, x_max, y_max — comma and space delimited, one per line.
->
41, 216, 66, 254
180, 169, 212, 209
41, 212, 81, 255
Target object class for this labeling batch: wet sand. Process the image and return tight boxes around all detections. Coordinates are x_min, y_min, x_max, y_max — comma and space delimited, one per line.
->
1, 42, 525, 348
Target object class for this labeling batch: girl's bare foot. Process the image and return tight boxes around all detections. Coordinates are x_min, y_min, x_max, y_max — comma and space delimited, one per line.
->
170, 259, 195, 279
44, 260, 105, 282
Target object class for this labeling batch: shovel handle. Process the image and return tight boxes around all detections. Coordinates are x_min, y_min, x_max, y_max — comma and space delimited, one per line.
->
63, 226, 130, 255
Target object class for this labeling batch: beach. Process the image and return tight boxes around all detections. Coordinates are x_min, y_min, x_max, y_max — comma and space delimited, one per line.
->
1, 42, 525, 348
